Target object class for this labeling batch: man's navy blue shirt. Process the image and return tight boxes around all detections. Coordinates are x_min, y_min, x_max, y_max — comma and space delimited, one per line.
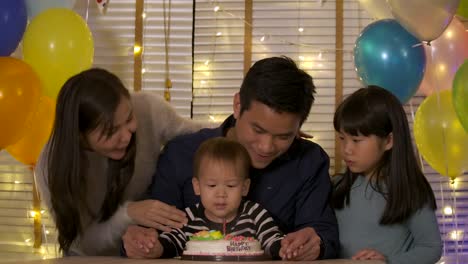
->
149, 115, 339, 258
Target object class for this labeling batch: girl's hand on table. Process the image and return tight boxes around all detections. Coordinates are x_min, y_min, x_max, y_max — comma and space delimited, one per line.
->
352, 248, 386, 261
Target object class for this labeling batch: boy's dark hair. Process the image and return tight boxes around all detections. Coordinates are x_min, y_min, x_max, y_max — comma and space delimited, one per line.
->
193, 137, 251, 180
331, 85, 436, 225
239, 56, 315, 123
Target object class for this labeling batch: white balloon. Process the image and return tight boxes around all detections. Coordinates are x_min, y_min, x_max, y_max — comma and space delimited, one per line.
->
418, 18, 468, 96
25, 0, 76, 20
388, 0, 460, 42
358, 0, 393, 19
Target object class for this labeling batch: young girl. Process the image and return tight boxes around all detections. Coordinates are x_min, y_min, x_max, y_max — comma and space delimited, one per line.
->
332, 86, 442, 263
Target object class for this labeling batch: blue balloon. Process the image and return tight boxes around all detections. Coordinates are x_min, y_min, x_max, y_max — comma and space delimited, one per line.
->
354, 19, 426, 103
0, 0, 27, 56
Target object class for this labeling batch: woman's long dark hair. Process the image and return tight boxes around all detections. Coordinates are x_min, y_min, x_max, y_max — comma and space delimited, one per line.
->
47, 68, 136, 252
331, 86, 436, 225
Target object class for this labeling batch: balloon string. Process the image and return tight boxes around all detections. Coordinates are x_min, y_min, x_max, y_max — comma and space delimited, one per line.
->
418, 42, 449, 256
410, 98, 448, 258
450, 179, 460, 262
432, 45, 451, 257
31, 165, 42, 248
429, 42, 462, 258
439, 177, 447, 257
85, 0, 90, 23
429, 45, 449, 179
409, 99, 425, 173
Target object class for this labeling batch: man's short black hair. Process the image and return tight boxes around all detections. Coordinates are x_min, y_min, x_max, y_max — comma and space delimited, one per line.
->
239, 56, 316, 123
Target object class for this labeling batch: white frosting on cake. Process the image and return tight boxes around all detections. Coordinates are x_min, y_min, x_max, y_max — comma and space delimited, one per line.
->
184, 239, 264, 256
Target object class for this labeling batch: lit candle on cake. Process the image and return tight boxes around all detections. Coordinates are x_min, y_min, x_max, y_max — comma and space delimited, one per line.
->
223, 218, 226, 236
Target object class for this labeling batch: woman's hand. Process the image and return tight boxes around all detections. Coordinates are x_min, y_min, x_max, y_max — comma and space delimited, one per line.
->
127, 200, 188, 232
352, 248, 386, 261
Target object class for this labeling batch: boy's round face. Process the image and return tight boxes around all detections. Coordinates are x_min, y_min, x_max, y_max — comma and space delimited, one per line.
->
231, 94, 301, 169
85, 97, 137, 160
192, 158, 250, 223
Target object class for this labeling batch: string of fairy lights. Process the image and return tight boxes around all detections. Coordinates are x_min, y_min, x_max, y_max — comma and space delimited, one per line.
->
194, 0, 350, 125
133, 0, 351, 107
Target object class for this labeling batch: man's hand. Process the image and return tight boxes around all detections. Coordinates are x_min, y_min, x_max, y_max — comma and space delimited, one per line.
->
123, 225, 158, 258
279, 227, 321, 261
352, 248, 386, 261
127, 199, 188, 232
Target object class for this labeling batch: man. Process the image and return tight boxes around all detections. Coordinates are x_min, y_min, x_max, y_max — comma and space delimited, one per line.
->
124, 56, 338, 260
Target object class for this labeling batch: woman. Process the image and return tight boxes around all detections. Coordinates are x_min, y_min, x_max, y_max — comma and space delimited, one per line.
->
36, 68, 202, 255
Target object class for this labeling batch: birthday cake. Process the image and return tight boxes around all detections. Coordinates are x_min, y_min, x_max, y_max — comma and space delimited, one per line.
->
183, 230, 264, 257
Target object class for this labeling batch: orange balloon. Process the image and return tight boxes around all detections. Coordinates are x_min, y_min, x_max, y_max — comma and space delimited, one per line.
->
7, 97, 55, 165
0, 57, 42, 149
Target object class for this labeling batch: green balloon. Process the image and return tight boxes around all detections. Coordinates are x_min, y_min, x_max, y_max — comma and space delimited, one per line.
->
453, 60, 468, 133
457, 0, 468, 18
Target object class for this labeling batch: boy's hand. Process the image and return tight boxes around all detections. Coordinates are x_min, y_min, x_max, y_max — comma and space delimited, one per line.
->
352, 248, 386, 261
123, 225, 157, 258
279, 244, 301, 261
145, 239, 164, 259
279, 227, 321, 260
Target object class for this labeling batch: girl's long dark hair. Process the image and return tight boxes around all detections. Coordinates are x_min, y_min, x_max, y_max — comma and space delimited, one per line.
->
331, 86, 436, 225
47, 68, 136, 252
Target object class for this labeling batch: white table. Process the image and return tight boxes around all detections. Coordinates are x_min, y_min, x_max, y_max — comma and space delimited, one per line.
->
7, 257, 385, 264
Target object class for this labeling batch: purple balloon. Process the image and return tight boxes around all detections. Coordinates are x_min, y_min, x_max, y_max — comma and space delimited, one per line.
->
0, 0, 27, 56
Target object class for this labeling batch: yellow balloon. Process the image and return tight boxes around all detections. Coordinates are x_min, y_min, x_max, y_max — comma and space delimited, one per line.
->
0, 57, 42, 149
414, 90, 468, 179
23, 8, 94, 99
7, 97, 55, 166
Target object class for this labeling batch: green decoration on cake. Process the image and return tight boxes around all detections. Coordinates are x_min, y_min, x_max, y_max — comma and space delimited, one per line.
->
190, 230, 224, 241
